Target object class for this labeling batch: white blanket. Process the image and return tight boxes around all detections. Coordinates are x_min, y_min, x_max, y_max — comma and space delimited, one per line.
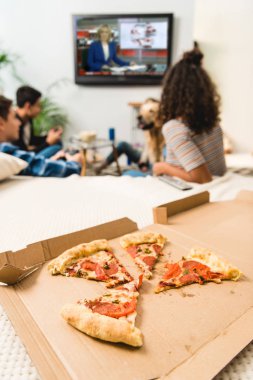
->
1, 172, 253, 252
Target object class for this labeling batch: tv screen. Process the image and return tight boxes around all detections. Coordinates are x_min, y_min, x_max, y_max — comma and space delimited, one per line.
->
72, 13, 173, 85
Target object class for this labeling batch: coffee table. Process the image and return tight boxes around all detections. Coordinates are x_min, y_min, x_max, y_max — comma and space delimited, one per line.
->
69, 136, 121, 176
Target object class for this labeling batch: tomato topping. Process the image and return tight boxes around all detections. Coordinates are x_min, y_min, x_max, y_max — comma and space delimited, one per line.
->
80, 260, 97, 271
152, 244, 162, 254
87, 298, 137, 318
127, 245, 138, 258
137, 274, 143, 289
164, 263, 182, 280
142, 255, 156, 269
95, 264, 109, 281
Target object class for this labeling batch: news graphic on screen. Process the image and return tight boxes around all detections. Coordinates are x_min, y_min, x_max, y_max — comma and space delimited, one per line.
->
73, 14, 173, 85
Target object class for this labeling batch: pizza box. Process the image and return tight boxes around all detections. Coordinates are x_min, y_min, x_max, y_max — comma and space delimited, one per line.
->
0, 192, 253, 380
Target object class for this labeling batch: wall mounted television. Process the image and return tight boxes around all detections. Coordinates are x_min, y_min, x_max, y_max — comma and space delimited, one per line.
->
73, 13, 173, 85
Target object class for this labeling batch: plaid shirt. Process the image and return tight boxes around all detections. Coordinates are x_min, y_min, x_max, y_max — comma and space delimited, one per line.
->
0, 143, 81, 177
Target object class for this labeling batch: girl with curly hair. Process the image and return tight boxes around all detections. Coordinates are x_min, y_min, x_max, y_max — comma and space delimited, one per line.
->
153, 46, 226, 183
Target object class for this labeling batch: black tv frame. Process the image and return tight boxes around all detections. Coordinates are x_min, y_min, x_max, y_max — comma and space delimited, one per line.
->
72, 13, 173, 86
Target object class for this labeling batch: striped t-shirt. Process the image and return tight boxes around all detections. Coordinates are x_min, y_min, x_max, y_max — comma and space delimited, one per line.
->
162, 120, 227, 176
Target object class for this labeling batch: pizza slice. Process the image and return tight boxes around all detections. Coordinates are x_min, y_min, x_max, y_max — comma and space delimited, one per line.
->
61, 275, 143, 347
48, 239, 133, 288
120, 231, 167, 279
155, 247, 242, 293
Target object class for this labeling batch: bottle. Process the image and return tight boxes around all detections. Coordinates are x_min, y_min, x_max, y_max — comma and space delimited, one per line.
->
108, 127, 115, 142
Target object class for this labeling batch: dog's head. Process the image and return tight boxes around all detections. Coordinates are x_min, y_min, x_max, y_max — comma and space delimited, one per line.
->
137, 98, 161, 130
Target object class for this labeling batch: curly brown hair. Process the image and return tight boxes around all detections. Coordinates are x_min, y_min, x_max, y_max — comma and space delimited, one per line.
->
159, 47, 221, 134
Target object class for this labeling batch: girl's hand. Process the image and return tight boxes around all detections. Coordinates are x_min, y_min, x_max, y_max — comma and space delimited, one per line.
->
153, 162, 166, 176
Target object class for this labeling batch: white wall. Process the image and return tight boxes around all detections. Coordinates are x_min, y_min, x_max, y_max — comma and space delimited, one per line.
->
194, 0, 253, 152
0, 0, 194, 142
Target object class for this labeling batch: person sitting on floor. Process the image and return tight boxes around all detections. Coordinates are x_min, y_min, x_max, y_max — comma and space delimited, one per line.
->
95, 141, 148, 175
153, 46, 226, 184
0, 95, 83, 177
14, 85, 63, 158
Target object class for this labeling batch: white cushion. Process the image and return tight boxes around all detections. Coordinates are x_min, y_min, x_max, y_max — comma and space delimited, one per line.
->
0, 152, 28, 180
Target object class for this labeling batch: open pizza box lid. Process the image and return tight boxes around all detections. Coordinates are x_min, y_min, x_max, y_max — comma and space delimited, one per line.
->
0, 218, 138, 285
0, 193, 253, 380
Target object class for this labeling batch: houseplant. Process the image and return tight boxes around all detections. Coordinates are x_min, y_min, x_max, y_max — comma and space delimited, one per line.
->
0, 48, 69, 136
33, 95, 69, 136
0, 48, 23, 91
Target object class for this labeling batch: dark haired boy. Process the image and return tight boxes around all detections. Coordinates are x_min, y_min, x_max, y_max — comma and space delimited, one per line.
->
0, 95, 82, 177
15, 85, 63, 158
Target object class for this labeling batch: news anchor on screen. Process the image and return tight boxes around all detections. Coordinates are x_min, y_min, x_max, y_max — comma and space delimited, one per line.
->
87, 24, 132, 72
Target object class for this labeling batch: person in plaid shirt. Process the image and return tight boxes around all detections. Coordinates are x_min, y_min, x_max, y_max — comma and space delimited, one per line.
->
0, 95, 82, 177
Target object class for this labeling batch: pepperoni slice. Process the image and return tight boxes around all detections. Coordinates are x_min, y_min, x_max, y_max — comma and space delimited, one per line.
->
182, 260, 224, 281
142, 255, 156, 269
127, 245, 139, 258
87, 298, 137, 318
152, 244, 162, 254
103, 261, 119, 276
182, 260, 210, 272
159, 280, 176, 288
179, 273, 203, 285
205, 271, 224, 280
137, 274, 143, 289
164, 263, 182, 280
95, 264, 109, 281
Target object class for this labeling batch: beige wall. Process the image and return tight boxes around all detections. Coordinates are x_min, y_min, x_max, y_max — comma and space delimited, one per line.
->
194, 0, 253, 152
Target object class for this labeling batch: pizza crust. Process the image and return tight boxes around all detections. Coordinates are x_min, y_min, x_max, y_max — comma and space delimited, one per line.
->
120, 231, 167, 248
187, 247, 241, 280
61, 303, 143, 347
48, 239, 111, 275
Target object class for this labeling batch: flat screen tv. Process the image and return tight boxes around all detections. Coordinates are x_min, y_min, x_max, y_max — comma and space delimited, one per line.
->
72, 13, 173, 85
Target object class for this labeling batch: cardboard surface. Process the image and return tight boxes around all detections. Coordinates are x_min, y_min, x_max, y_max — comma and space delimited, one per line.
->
153, 190, 253, 258
1, 199, 253, 380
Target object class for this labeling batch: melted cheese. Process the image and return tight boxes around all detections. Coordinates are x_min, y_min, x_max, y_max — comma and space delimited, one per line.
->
187, 247, 241, 280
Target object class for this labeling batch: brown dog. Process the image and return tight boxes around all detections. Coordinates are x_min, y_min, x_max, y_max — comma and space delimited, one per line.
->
137, 98, 164, 165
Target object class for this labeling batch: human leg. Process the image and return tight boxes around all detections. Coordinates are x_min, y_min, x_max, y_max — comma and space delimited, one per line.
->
95, 141, 141, 174
106, 141, 141, 165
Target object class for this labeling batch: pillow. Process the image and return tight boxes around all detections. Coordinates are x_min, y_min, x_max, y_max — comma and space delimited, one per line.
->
0, 152, 28, 181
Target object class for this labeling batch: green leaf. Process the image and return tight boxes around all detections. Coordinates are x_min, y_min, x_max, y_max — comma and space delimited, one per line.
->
33, 96, 69, 136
